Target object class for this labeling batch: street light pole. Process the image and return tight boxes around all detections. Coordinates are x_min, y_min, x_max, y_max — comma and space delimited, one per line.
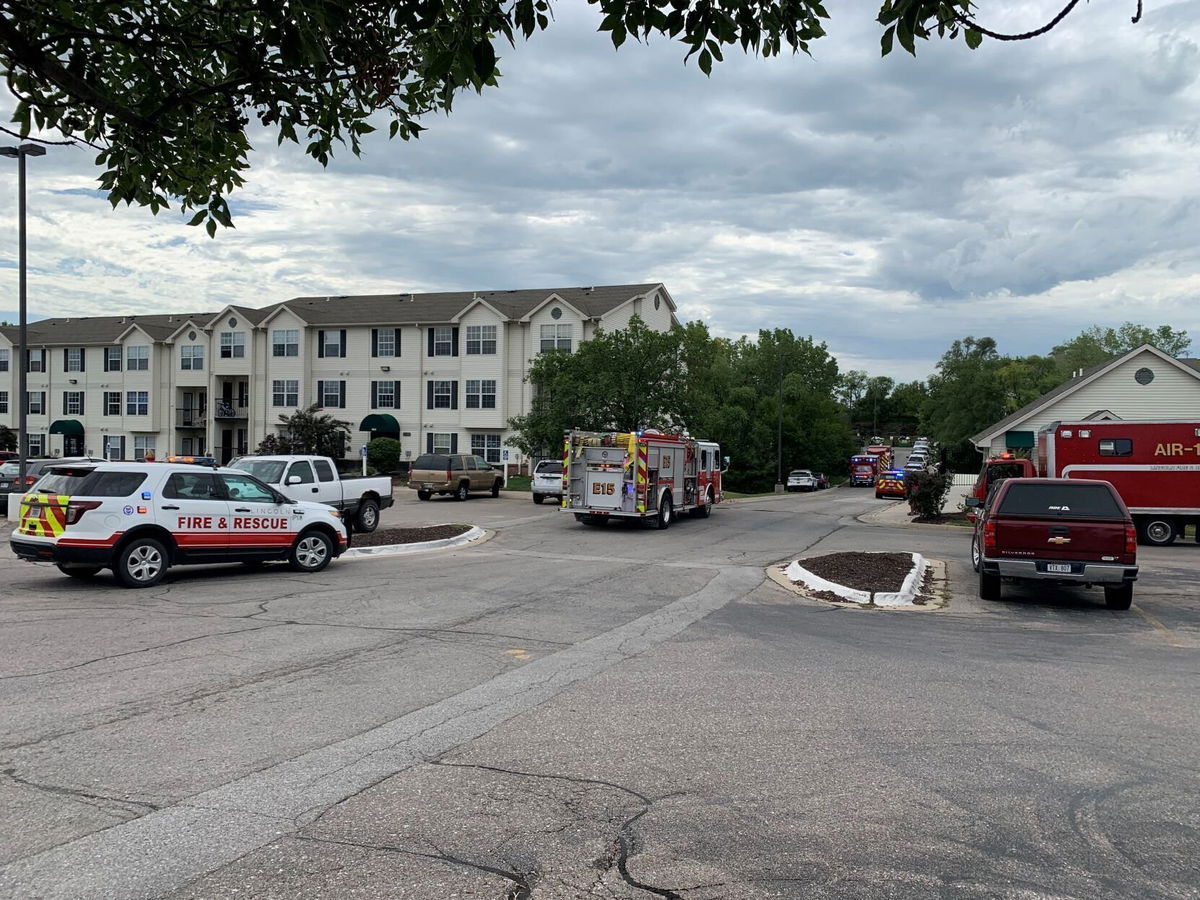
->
775, 351, 784, 492
1, 143, 46, 489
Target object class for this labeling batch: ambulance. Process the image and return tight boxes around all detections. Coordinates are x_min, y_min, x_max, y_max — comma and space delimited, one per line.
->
10, 460, 348, 587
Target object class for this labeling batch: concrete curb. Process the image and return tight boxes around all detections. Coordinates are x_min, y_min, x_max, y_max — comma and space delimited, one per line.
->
856, 501, 972, 533
343, 525, 489, 559
770, 553, 947, 611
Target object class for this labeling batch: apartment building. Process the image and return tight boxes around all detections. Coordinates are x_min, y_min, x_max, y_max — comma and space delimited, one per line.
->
0, 283, 677, 466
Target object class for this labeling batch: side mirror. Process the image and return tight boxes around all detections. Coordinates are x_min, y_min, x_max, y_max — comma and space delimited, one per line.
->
722, 456, 731, 472
964, 497, 981, 509
286, 474, 302, 485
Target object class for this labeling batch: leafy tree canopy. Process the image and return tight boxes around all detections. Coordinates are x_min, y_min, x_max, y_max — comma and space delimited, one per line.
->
0, 0, 1100, 233
256, 403, 351, 457
1050, 323, 1192, 377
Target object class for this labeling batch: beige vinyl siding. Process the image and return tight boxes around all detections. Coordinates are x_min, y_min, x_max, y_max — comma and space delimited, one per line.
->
459, 307, 506, 429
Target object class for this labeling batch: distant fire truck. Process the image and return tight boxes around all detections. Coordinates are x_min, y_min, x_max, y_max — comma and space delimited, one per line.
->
562, 429, 726, 528
969, 420, 1200, 545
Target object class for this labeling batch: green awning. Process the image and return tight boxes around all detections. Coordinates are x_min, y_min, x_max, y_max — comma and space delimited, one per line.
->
1005, 430, 1035, 449
359, 413, 400, 433
49, 419, 84, 436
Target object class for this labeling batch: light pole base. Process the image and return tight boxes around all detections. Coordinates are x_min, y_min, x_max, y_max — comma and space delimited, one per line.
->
774, 482, 785, 494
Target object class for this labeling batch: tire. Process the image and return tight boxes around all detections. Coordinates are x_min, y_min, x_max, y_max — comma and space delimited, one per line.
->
1140, 518, 1176, 546
1104, 582, 1133, 610
115, 537, 168, 588
491, 479, 502, 498
875, 493, 884, 500
656, 492, 673, 530
970, 534, 981, 573
355, 498, 380, 533
455, 481, 470, 502
979, 568, 1001, 602
417, 490, 432, 501
691, 489, 713, 518
289, 529, 333, 573
57, 564, 102, 579
533, 493, 546, 505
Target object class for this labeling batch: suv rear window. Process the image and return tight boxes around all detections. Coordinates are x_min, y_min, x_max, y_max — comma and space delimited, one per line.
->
36, 467, 148, 497
998, 482, 1124, 518
413, 454, 449, 470
536, 461, 562, 475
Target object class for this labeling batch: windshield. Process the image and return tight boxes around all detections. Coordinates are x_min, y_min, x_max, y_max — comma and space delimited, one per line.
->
228, 459, 286, 484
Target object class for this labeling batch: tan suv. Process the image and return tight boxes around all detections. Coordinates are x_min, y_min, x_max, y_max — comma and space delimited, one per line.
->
409, 453, 503, 501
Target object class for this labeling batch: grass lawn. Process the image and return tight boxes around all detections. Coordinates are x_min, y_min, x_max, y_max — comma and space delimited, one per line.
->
504, 475, 532, 492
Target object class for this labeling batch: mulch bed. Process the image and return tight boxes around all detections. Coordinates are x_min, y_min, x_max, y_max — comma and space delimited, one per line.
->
912, 511, 973, 526
798, 551, 914, 594
350, 524, 471, 548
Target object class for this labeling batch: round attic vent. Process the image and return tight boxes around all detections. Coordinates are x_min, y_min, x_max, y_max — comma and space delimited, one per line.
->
551, 307, 562, 320
1135, 367, 1155, 385
654, 294, 661, 310
228, 317, 238, 328
188, 330, 196, 340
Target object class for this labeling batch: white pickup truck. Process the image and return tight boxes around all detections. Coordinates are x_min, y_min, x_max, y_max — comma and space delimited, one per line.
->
229, 455, 394, 532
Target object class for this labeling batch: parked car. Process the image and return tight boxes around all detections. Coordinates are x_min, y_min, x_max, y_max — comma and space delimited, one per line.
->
228, 455, 394, 532
813, 472, 830, 490
2, 457, 104, 499
408, 453, 503, 501
531, 459, 564, 505
875, 469, 906, 499
786, 469, 818, 492
968, 477, 1138, 610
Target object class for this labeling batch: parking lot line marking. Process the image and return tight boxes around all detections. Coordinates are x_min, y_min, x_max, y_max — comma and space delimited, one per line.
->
1131, 604, 1186, 648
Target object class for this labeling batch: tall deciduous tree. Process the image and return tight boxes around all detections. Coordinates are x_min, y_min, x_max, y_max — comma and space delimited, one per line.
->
1, 0, 1100, 231
921, 336, 1006, 469
1050, 323, 1192, 377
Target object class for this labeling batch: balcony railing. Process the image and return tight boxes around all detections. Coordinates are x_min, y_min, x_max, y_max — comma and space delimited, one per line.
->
213, 401, 248, 420
177, 410, 206, 428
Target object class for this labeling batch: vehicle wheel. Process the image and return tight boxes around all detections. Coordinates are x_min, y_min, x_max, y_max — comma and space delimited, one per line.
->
1140, 518, 1176, 546
656, 492, 673, 530
533, 493, 545, 504
289, 529, 333, 573
57, 564, 102, 579
875, 493, 884, 500
455, 481, 470, 502
970, 534, 981, 573
491, 479, 502, 498
115, 537, 168, 588
978, 568, 1001, 602
1104, 582, 1133, 610
355, 499, 380, 533
692, 489, 713, 518
417, 490, 432, 501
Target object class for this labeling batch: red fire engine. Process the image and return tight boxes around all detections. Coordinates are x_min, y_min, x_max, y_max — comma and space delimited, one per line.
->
970, 420, 1200, 545
562, 429, 726, 528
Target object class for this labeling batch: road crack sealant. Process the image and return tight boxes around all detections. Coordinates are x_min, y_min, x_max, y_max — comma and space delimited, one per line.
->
0, 566, 764, 900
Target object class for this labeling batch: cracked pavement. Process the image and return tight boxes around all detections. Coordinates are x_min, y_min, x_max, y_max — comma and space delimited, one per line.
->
0, 488, 1198, 898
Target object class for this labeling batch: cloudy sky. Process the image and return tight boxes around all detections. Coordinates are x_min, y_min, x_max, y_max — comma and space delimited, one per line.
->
1, 1, 1198, 381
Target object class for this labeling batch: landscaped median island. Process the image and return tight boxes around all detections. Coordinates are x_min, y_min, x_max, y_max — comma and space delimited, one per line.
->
773, 550, 945, 609
343, 524, 487, 558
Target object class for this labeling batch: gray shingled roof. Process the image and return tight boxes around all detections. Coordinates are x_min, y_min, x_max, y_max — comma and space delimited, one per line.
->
0, 312, 218, 345
971, 348, 1200, 445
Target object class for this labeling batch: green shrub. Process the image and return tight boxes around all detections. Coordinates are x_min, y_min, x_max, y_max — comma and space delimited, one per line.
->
367, 437, 403, 474
905, 470, 953, 519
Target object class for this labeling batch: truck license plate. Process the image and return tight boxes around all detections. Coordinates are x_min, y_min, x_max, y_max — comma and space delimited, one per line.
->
1046, 563, 1072, 574
423, 483, 435, 489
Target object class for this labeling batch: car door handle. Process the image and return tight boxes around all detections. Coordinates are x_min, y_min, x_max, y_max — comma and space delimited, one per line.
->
234, 507, 251, 512
311, 487, 318, 493
161, 504, 180, 510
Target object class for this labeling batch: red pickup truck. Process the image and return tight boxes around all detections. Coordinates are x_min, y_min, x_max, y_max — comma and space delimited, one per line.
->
968, 478, 1138, 610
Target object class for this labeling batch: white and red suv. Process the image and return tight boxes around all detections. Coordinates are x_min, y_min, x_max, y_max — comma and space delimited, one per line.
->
10, 460, 348, 588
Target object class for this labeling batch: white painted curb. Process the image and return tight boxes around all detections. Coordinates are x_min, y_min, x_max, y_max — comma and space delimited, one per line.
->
785, 551, 927, 607
342, 525, 486, 559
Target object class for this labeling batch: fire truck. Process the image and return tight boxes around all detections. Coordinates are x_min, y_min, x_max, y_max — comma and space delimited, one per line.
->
969, 420, 1200, 546
561, 429, 725, 528
849, 455, 879, 486
865, 444, 893, 470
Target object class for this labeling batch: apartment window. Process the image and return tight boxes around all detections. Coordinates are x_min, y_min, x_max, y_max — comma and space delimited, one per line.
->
372, 328, 401, 358
180, 345, 205, 370
428, 380, 457, 410
126, 391, 149, 416
104, 347, 122, 371
26, 349, 46, 373
104, 392, 121, 416
27, 434, 44, 456
64, 347, 85, 372
63, 391, 85, 416
133, 436, 156, 462
272, 379, 299, 407
127, 345, 150, 370
431, 432, 453, 454
0, 391, 7, 414
539, 324, 572, 353
272, 329, 300, 357
465, 379, 497, 410
466, 325, 497, 355
429, 326, 458, 357
0, 348, 8, 372
318, 329, 347, 358
371, 380, 398, 409
471, 433, 502, 464
219, 332, 245, 358
317, 379, 345, 408
26, 391, 46, 415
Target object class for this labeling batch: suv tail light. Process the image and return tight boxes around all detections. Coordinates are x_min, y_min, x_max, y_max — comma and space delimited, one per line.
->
1125, 523, 1137, 555
65, 500, 102, 526
22, 475, 38, 486
982, 518, 997, 552
446, 468, 452, 481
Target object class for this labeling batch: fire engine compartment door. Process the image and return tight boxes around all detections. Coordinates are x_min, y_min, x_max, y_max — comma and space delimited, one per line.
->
585, 469, 625, 509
